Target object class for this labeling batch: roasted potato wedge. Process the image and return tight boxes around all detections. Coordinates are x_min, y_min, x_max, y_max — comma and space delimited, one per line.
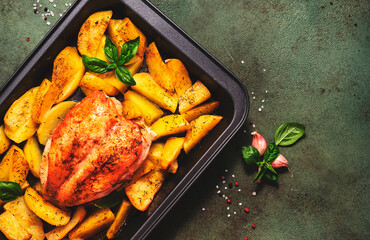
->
184, 115, 223, 153
55, 65, 85, 103
168, 159, 178, 174
146, 42, 174, 92
80, 72, 119, 96
131, 158, 157, 182
0, 125, 11, 154
124, 90, 163, 125
122, 100, 142, 119
0, 211, 32, 240
39, 47, 84, 121
95, 71, 128, 94
165, 58, 192, 96
132, 72, 178, 113
4, 196, 45, 240
23, 136, 42, 178
147, 142, 164, 166
37, 101, 77, 145
77, 10, 113, 56
32, 78, 51, 123
181, 101, 220, 122
106, 199, 132, 239
24, 187, 71, 226
126, 57, 144, 75
161, 137, 185, 170
126, 170, 165, 211
95, 34, 110, 62
45, 206, 86, 240
108, 18, 147, 65
151, 115, 191, 141
8, 145, 29, 186
4, 87, 39, 143
178, 80, 211, 113
69, 208, 115, 240
0, 146, 13, 181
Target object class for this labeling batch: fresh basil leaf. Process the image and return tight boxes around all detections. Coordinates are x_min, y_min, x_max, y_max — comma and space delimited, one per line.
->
115, 66, 136, 86
0, 181, 22, 202
264, 143, 280, 163
118, 37, 140, 66
107, 63, 117, 70
82, 55, 111, 73
104, 36, 119, 63
274, 122, 305, 146
266, 163, 278, 175
94, 190, 123, 209
265, 170, 279, 183
242, 146, 260, 165
253, 162, 267, 182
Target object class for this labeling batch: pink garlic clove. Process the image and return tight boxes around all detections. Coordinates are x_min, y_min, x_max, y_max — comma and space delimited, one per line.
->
271, 154, 293, 176
251, 131, 267, 156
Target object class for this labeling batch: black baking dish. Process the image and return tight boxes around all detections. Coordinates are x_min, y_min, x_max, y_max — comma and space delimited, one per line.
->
0, 0, 249, 239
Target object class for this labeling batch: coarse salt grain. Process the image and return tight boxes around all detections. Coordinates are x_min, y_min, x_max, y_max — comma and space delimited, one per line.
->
222, 194, 225, 198
238, 189, 241, 192
265, 90, 268, 93
261, 105, 264, 109
46, 21, 51, 25
59, 13, 63, 17
217, 190, 221, 193
251, 92, 254, 95
232, 174, 235, 178
227, 214, 231, 218
202, 208, 205, 211
258, 108, 262, 112
252, 191, 256, 196
241, 60, 244, 64
252, 96, 256, 100
225, 187, 228, 190
216, 185, 219, 189
222, 181, 225, 184
225, 169, 228, 172
69, 3, 72, 6
65, 3, 69, 6
252, 124, 256, 128
263, 69, 266, 72
234, 212, 236, 214
49, 0, 54, 2
262, 99, 265, 102
50, 11, 54, 17
53, 4, 56, 8
239, 203, 242, 206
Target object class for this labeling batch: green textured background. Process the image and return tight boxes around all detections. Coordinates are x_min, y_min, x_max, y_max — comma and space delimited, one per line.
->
0, 0, 369, 239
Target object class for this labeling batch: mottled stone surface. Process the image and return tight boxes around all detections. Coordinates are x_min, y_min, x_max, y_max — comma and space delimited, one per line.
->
0, 0, 369, 239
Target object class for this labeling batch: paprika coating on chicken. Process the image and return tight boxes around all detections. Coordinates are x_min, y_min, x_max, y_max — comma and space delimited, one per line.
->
40, 91, 153, 206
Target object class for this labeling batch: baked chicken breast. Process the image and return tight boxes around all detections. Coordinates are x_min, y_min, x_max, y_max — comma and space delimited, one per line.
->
40, 91, 152, 206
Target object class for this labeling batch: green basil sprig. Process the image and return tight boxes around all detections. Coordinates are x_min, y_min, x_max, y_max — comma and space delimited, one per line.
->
274, 122, 305, 146
82, 36, 140, 86
94, 190, 123, 209
264, 143, 280, 163
242, 145, 260, 165
0, 181, 22, 202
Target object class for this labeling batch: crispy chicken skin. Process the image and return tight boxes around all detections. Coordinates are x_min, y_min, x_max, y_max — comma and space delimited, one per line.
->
40, 91, 152, 206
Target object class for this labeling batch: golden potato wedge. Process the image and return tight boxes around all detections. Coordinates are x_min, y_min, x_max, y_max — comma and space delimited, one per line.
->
124, 90, 163, 125
184, 115, 223, 153
77, 10, 113, 56
126, 57, 144, 75
125, 170, 165, 211
39, 47, 84, 121
0, 125, 11, 154
45, 206, 86, 240
0, 146, 14, 181
132, 72, 178, 113
55, 65, 85, 103
37, 101, 77, 145
181, 101, 220, 122
4, 87, 38, 132
146, 42, 174, 92
4, 196, 45, 240
131, 158, 157, 183
95, 34, 110, 62
0, 211, 32, 240
32, 78, 52, 123
23, 136, 42, 178
8, 145, 29, 186
80, 86, 93, 96
151, 115, 191, 141
165, 59, 192, 97
147, 142, 164, 166
4, 118, 39, 144
161, 137, 185, 170
178, 80, 211, 113
168, 159, 178, 174
4, 87, 39, 143
69, 208, 115, 240
80, 72, 119, 96
24, 187, 71, 226
96, 71, 128, 94
106, 199, 132, 239
108, 18, 147, 65
122, 100, 141, 120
